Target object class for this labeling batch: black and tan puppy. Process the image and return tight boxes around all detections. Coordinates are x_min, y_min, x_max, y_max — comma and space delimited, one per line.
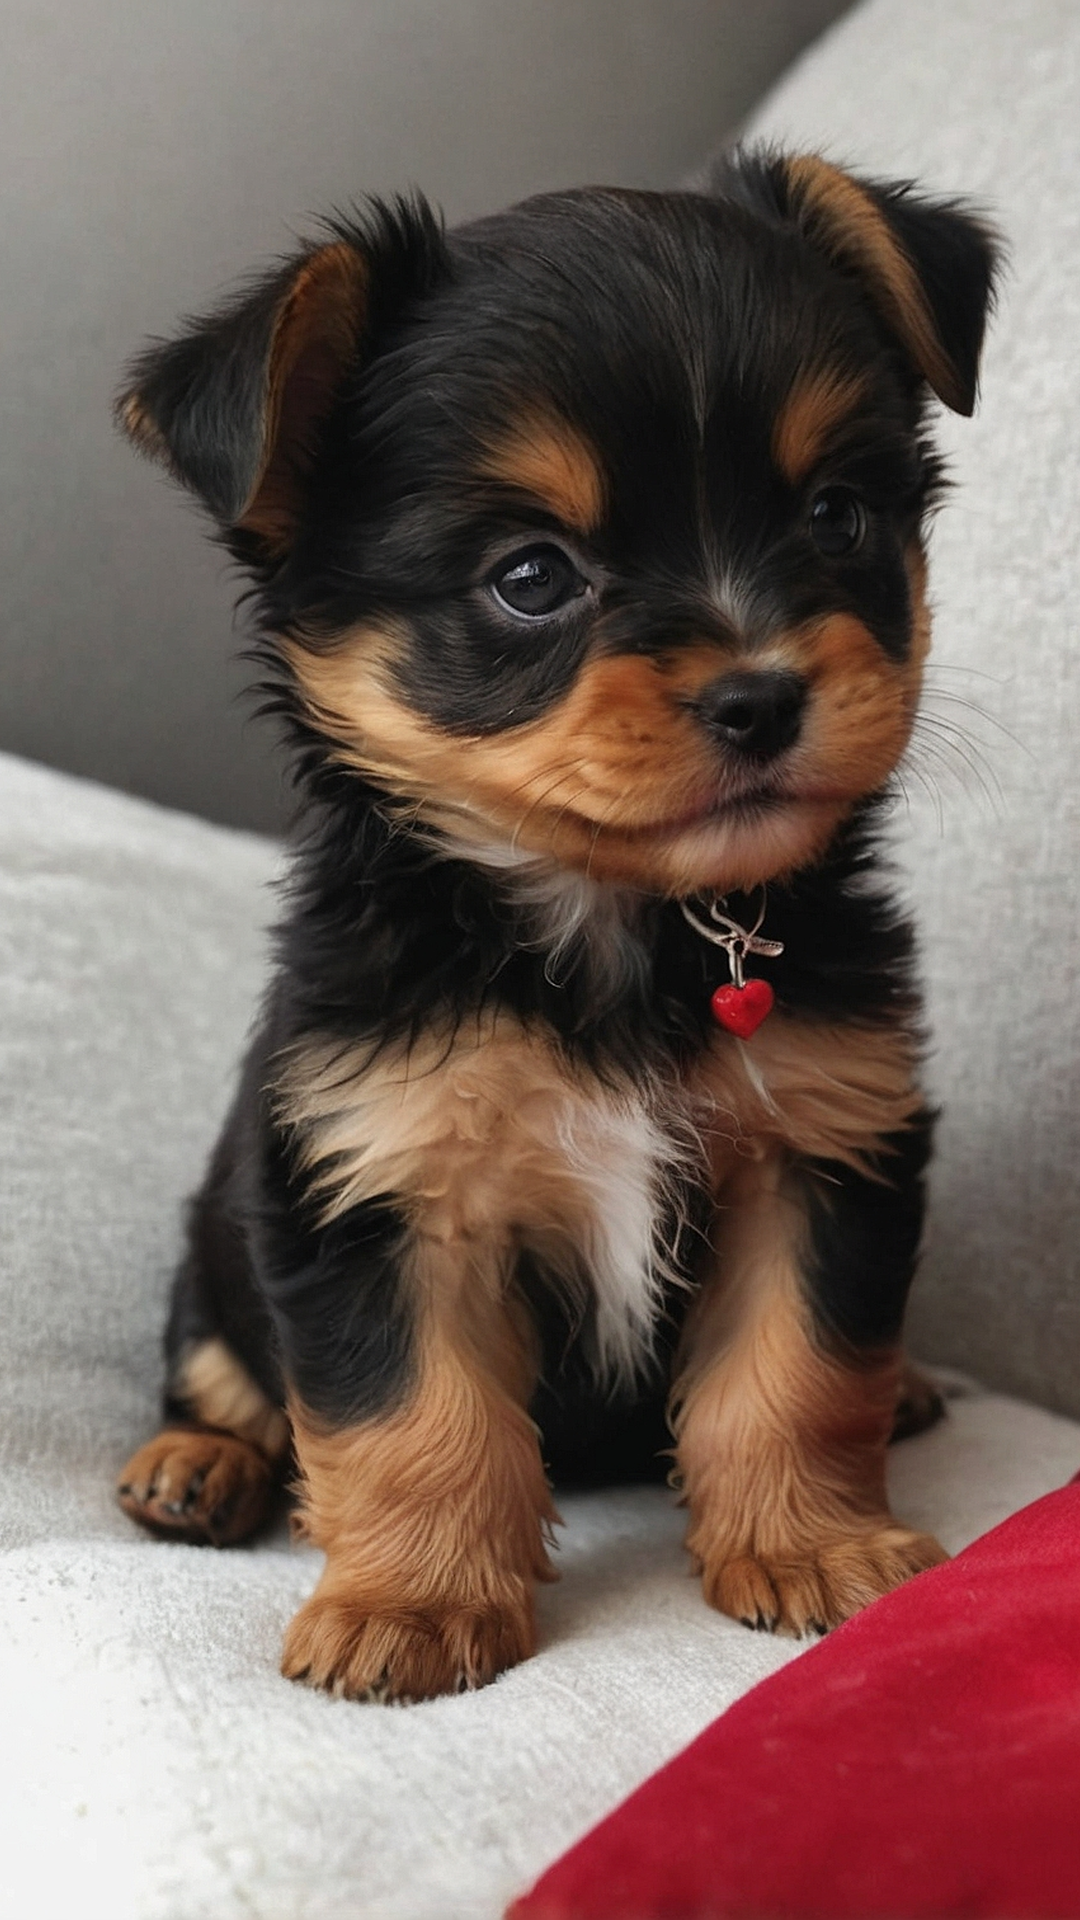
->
115, 150, 996, 1701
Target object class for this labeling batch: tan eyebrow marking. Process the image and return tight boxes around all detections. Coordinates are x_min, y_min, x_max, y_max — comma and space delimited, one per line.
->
476, 411, 606, 534
773, 367, 870, 485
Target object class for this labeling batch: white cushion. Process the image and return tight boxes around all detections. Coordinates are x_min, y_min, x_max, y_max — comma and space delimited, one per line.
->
1, 747, 1079, 1918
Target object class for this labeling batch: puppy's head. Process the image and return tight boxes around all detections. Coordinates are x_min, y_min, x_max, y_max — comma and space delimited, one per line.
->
119, 152, 997, 894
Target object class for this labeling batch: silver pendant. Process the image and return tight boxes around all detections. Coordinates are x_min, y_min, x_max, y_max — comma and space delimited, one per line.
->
678, 887, 784, 989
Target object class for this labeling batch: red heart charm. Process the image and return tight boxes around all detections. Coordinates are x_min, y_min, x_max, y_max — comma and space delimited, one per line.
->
710, 977, 775, 1038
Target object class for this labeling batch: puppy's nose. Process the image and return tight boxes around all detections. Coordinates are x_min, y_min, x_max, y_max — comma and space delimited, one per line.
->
695, 669, 806, 761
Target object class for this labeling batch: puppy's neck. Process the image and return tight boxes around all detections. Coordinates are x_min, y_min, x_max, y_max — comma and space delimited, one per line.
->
425, 822, 649, 1000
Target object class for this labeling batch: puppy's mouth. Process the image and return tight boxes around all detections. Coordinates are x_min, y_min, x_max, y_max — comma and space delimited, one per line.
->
561, 779, 836, 844
631, 784, 788, 839
522, 775, 857, 892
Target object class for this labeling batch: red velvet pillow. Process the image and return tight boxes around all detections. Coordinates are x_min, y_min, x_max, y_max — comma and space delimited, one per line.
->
509, 1478, 1080, 1919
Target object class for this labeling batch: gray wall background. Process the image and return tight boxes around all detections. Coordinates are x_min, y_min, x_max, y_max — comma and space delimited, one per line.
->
0, 0, 848, 833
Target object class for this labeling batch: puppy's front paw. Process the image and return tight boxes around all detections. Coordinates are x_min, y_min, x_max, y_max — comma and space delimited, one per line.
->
281, 1590, 534, 1702
117, 1428, 274, 1545
701, 1523, 947, 1636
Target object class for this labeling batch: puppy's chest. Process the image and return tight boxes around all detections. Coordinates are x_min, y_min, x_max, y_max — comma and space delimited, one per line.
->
276, 1005, 915, 1376
278, 1013, 693, 1249
278, 1011, 693, 1379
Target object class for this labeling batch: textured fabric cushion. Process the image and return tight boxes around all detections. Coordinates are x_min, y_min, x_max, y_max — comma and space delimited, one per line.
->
733, 0, 1080, 1418
2, 745, 1079, 1920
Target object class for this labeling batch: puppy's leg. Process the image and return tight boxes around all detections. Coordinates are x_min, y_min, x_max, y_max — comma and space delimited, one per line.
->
277, 1231, 555, 1702
674, 1139, 945, 1636
117, 1111, 288, 1546
117, 1310, 289, 1546
117, 1416, 280, 1546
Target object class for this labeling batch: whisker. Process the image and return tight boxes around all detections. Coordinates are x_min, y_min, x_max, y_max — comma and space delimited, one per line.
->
909, 714, 1004, 815
923, 662, 1006, 686
890, 765, 915, 820
581, 788, 647, 882
544, 783, 598, 855
898, 751, 946, 836
584, 811, 606, 882
922, 727, 1004, 810
506, 763, 595, 853
920, 668, 1030, 758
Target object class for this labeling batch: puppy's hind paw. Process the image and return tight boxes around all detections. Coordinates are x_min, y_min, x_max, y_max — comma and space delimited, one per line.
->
891, 1361, 948, 1442
117, 1428, 274, 1545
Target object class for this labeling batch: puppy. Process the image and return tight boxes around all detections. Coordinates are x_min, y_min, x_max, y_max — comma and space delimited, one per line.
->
115, 149, 997, 1702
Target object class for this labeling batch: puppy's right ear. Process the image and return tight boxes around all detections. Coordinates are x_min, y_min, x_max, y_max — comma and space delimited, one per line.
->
117, 196, 447, 551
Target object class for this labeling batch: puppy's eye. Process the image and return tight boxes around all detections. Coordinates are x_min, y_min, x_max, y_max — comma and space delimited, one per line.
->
809, 487, 866, 557
490, 545, 585, 619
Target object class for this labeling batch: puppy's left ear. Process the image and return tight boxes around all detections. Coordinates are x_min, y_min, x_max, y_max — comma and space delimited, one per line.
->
117, 196, 447, 553
732, 150, 1000, 415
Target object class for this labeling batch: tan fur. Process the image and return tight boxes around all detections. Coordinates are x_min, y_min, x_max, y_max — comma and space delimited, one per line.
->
476, 412, 606, 534
282, 607, 922, 896
906, 539, 932, 668
686, 1010, 923, 1181
177, 1335, 290, 1460
279, 1010, 922, 1231
673, 1152, 946, 1634
784, 612, 921, 797
116, 1428, 275, 1546
773, 367, 869, 484
241, 241, 367, 543
784, 156, 964, 412
276, 1011, 683, 1382
282, 631, 738, 841
281, 1243, 556, 1701
118, 390, 167, 464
